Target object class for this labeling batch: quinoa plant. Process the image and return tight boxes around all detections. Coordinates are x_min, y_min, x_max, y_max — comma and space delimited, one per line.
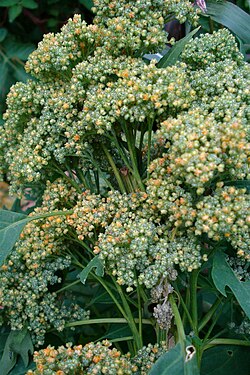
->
0, 1, 249, 374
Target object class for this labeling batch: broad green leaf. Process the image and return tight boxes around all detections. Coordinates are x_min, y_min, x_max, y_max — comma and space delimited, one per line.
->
212, 252, 250, 318
157, 27, 200, 68
0, 329, 33, 375
0, 0, 18, 6
0, 28, 7, 42
9, 358, 35, 375
0, 62, 9, 95
201, 345, 250, 375
9, 330, 33, 367
79, 0, 94, 11
21, 0, 38, 9
0, 330, 27, 375
8, 4, 22, 22
0, 210, 29, 265
206, 1, 250, 44
149, 339, 199, 375
78, 256, 104, 284
4, 38, 35, 60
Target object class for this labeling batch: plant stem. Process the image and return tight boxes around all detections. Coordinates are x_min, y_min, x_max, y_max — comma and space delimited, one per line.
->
121, 122, 145, 191
55, 279, 81, 294
169, 294, 185, 349
137, 284, 143, 345
203, 338, 250, 350
112, 277, 143, 350
146, 118, 154, 179
198, 297, 222, 332
65, 317, 152, 328
102, 144, 126, 193
190, 269, 199, 335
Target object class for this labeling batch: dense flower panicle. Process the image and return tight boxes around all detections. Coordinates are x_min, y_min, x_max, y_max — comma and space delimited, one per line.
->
26, 340, 136, 374
80, 61, 196, 134
0, 180, 88, 344
25, 15, 97, 80
195, 187, 250, 259
153, 109, 249, 190
181, 28, 244, 68
189, 60, 250, 123
67, 190, 149, 241
95, 210, 202, 290
26, 340, 168, 374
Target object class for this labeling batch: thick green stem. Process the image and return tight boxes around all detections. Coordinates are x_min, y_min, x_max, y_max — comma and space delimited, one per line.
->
204, 338, 250, 350
146, 118, 154, 179
190, 269, 199, 335
121, 123, 145, 191
65, 317, 152, 328
198, 297, 222, 332
112, 278, 143, 350
137, 284, 143, 345
169, 294, 186, 349
102, 144, 127, 193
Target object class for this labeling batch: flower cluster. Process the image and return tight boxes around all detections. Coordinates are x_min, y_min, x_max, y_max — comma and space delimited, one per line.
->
26, 340, 168, 375
195, 186, 250, 259
181, 28, 244, 68
26, 340, 135, 374
67, 190, 148, 241
153, 109, 249, 191
0, 180, 88, 345
93, 0, 199, 56
95, 211, 202, 290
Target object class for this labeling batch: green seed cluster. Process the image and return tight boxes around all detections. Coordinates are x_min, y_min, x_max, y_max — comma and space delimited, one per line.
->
26, 340, 136, 374
153, 108, 249, 191
227, 256, 250, 282
0, 180, 88, 345
67, 190, 149, 241
132, 341, 168, 374
26, 340, 168, 375
181, 28, 244, 68
93, 0, 199, 56
195, 187, 250, 259
95, 211, 202, 290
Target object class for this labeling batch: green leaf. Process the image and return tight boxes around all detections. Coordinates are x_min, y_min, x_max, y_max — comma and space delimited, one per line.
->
212, 252, 250, 318
79, 0, 94, 11
157, 27, 200, 68
8, 4, 22, 22
103, 324, 132, 340
206, 1, 250, 44
0, 62, 9, 96
0, 209, 29, 265
149, 340, 199, 375
78, 256, 104, 284
0, 0, 18, 6
9, 330, 33, 367
21, 0, 38, 9
13, 65, 30, 82
0, 28, 7, 42
4, 38, 35, 60
0, 329, 33, 375
9, 358, 35, 375
201, 345, 250, 375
